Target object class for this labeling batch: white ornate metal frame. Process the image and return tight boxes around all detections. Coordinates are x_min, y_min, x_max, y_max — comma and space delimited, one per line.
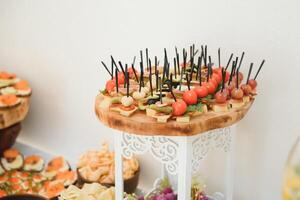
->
114, 126, 236, 200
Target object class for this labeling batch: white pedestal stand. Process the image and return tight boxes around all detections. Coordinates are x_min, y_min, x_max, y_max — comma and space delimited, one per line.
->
114, 126, 235, 200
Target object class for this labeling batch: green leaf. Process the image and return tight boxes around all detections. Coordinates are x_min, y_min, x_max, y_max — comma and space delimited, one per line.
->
100, 89, 107, 95
149, 104, 173, 114
187, 102, 203, 113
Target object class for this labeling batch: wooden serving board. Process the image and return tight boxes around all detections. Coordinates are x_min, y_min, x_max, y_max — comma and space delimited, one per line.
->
0, 97, 30, 129
95, 94, 253, 136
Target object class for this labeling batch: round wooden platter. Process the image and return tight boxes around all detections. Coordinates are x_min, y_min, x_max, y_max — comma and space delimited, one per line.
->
95, 94, 254, 136
0, 97, 30, 129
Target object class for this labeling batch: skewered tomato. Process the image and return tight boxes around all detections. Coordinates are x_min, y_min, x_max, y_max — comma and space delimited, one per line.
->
194, 86, 208, 98
215, 69, 230, 82
172, 100, 187, 116
248, 79, 257, 89
240, 84, 252, 95
214, 91, 227, 103
209, 77, 218, 88
116, 72, 125, 84
183, 90, 198, 105
105, 80, 116, 93
212, 73, 222, 84
202, 82, 216, 94
231, 88, 244, 100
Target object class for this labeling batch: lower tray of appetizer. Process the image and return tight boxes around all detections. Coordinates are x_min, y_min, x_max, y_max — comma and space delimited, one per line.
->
0, 148, 76, 199
76, 143, 140, 194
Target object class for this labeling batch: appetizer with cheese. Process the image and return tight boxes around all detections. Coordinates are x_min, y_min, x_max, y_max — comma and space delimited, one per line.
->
98, 45, 265, 123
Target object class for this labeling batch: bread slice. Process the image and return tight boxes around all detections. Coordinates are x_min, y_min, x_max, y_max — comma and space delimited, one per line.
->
212, 103, 229, 112
110, 106, 137, 117
230, 99, 244, 109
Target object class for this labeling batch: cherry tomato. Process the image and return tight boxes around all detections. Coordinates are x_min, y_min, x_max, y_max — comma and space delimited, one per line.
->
216, 69, 230, 83
202, 82, 216, 94
240, 84, 252, 95
172, 99, 187, 116
214, 91, 227, 103
232, 72, 244, 85
105, 80, 116, 93
117, 73, 125, 84
223, 88, 231, 99
231, 88, 244, 100
183, 90, 198, 105
212, 73, 222, 84
227, 82, 236, 93
213, 68, 222, 74
194, 86, 208, 98
209, 78, 218, 88
248, 79, 257, 89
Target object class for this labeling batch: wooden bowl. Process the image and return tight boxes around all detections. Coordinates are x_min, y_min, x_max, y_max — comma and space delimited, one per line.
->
76, 167, 140, 194
0, 123, 21, 155
0, 194, 47, 200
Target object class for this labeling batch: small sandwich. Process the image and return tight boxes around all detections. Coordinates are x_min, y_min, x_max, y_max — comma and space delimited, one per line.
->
0, 71, 18, 88
23, 155, 45, 172
54, 170, 77, 187
13, 80, 32, 96
0, 94, 21, 108
43, 156, 70, 179
110, 95, 137, 117
40, 180, 65, 199
147, 103, 172, 123
1, 148, 24, 171
0, 87, 17, 95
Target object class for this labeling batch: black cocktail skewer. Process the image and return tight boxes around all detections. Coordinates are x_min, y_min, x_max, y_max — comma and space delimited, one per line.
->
186, 73, 191, 90
247, 63, 253, 84
254, 60, 265, 80
155, 56, 158, 73
176, 50, 180, 76
146, 48, 149, 71
174, 57, 177, 79
156, 70, 159, 92
221, 68, 225, 92
111, 56, 120, 72
159, 77, 163, 104
204, 45, 207, 67
236, 66, 239, 89
228, 61, 236, 85
190, 56, 195, 81
101, 61, 112, 78
169, 73, 177, 101
225, 53, 234, 70
125, 64, 129, 97
237, 52, 245, 71
118, 61, 126, 75
131, 62, 139, 83
115, 68, 119, 93
197, 55, 203, 84
149, 73, 153, 96
149, 58, 152, 76
218, 48, 221, 68
139, 62, 143, 92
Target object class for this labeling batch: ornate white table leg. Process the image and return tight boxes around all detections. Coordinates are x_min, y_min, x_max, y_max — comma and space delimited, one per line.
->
178, 136, 192, 200
115, 133, 124, 200
225, 126, 235, 200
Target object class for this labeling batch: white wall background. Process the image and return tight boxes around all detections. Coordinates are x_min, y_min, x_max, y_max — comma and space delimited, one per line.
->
1, 0, 300, 199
